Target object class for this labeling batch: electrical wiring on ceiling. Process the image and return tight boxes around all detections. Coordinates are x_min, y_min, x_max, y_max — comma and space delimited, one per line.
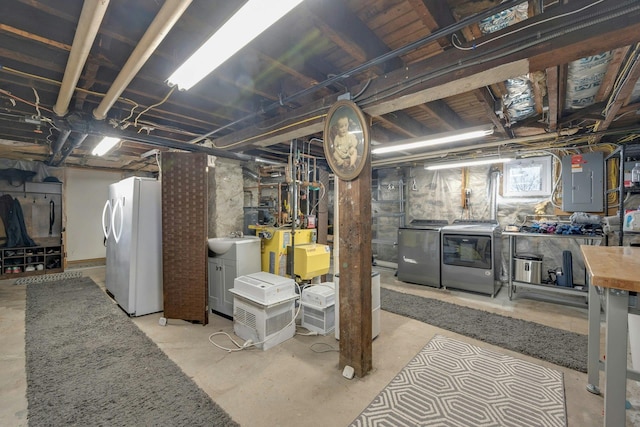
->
0, 65, 140, 108
0, 88, 54, 114
133, 86, 176, 127
0, 65, 193, 140
450, 0, 605, 52
211, 114, 327, 150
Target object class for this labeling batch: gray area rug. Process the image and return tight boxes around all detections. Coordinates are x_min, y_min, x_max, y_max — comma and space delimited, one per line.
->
381, 287, 587, 372
351, 335, 567, 427
25, 277, 238, 426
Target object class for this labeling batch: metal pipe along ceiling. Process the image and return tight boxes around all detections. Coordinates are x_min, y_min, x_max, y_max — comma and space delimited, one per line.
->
92, 0, 193, 120
53, 0, 111, 117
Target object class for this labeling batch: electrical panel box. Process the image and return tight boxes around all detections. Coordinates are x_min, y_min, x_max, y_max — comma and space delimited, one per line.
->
561, 152, 603, 212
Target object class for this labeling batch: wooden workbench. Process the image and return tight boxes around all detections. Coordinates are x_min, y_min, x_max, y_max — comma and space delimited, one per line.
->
581, 245, 640, 427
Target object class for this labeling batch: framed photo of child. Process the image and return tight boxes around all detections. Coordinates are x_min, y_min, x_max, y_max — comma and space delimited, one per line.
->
323, 100, 369, 181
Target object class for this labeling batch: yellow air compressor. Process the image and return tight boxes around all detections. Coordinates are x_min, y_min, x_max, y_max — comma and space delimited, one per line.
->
286, 243, 331, 281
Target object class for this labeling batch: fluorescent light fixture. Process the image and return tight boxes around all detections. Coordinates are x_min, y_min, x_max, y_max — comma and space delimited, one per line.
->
425, 157, 513, 170
372, 125, 494, 155
167, 0, 305, 90
92, 136, 121, 156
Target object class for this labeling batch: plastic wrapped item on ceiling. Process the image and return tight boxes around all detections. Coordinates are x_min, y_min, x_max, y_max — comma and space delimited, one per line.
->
502, 76, 537, 125
564, 52, 612, 110
478, 1, 529, 34
479, 2, 534, 125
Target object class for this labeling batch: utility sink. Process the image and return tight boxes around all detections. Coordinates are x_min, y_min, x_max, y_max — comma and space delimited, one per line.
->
207, 236, 259, 255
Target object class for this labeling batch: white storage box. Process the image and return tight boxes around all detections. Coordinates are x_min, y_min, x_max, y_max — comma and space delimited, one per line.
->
233, 295, 296, 351
301, 302, 335, 335
232, 271, 296, 305
301, 282, 335, 307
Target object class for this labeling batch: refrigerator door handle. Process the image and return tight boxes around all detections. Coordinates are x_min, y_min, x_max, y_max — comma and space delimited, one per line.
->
112, 197, 124, 244
101, 199, 112, 239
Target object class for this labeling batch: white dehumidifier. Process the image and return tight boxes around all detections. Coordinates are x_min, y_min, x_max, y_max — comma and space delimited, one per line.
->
301, 283, 335, 335
230, 272, 297, 351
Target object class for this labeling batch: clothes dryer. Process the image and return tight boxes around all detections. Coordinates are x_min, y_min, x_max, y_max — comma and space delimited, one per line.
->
397, 219, 449, 287
440, 220, 502, 296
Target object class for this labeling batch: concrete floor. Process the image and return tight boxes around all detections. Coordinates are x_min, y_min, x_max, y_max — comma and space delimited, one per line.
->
1, 265, 639, 426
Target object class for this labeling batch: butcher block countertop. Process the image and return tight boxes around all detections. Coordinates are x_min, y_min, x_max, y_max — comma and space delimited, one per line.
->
581, 245, 640, 292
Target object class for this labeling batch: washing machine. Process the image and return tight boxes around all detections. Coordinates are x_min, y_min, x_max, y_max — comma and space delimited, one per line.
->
440, 220, 502, 296
397, 219, 449, 287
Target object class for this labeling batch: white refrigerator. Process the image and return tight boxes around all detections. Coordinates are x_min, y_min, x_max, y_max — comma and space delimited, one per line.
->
102, 177, 162, 316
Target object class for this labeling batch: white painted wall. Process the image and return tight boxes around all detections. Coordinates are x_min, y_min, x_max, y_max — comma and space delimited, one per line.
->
64, 168, 123, 261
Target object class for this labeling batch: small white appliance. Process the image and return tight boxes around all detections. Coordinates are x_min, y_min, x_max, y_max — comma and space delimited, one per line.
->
301, 282, 335, 307
102, 177, 162, 317
230, 272, 297, 350
301, 283, 335, 335
232, 271, 296, 305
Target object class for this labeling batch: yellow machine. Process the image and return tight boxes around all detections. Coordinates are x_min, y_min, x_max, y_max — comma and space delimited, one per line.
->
250, 226, 329, 280
288, 243, 331, 281
251, 226, 315, 276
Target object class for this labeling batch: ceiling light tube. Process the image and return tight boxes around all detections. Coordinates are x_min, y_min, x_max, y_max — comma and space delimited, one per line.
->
167, 0, 305, 90
425, 157, 513, 170
372, 125, 494, 155
92, 136, 121, 156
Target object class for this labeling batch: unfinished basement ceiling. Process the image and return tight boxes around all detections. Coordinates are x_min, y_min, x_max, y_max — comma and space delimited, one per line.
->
0, 0, 639, 172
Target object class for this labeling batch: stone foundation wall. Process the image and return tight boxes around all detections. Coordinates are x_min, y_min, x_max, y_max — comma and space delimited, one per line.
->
208, 158, 244, 238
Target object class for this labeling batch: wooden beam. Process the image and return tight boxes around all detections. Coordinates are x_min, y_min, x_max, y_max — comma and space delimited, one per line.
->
418, 99, 466, 131
338, 155, 373, 378
377, 111, 430, 138
595, 46, 632, 102
558, 102, 607, 127
0, 24, 71, 51
592, 49, 640, 143
0, 46, 63, 75
530, 70, 546, 116
305, 1, 402, 75
545, 66, 559, 131
557, 64, 568, 121
413, 0, 455, 49
473, 87, 510, 137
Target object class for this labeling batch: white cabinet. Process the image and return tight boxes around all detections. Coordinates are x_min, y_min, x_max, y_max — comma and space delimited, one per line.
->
208, 237, 261, 318
208, 257, 237, 317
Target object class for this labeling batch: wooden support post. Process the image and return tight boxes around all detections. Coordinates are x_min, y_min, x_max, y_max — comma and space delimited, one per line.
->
338, 151, 372, 378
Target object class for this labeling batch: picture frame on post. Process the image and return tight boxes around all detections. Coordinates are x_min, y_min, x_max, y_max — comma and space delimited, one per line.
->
323, 100, 369, 181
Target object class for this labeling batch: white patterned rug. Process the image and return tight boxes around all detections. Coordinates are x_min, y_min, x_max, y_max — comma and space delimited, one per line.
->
15, 271, 82, 285
351, 335, 566, 427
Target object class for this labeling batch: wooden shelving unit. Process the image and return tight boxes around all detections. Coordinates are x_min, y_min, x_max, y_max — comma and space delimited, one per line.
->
1, 239, 64, 277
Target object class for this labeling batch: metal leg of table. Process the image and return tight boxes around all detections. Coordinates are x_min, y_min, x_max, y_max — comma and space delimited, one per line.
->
603, 289, 629, 427
587, 277, 601, 394
508, 235, 514, 300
